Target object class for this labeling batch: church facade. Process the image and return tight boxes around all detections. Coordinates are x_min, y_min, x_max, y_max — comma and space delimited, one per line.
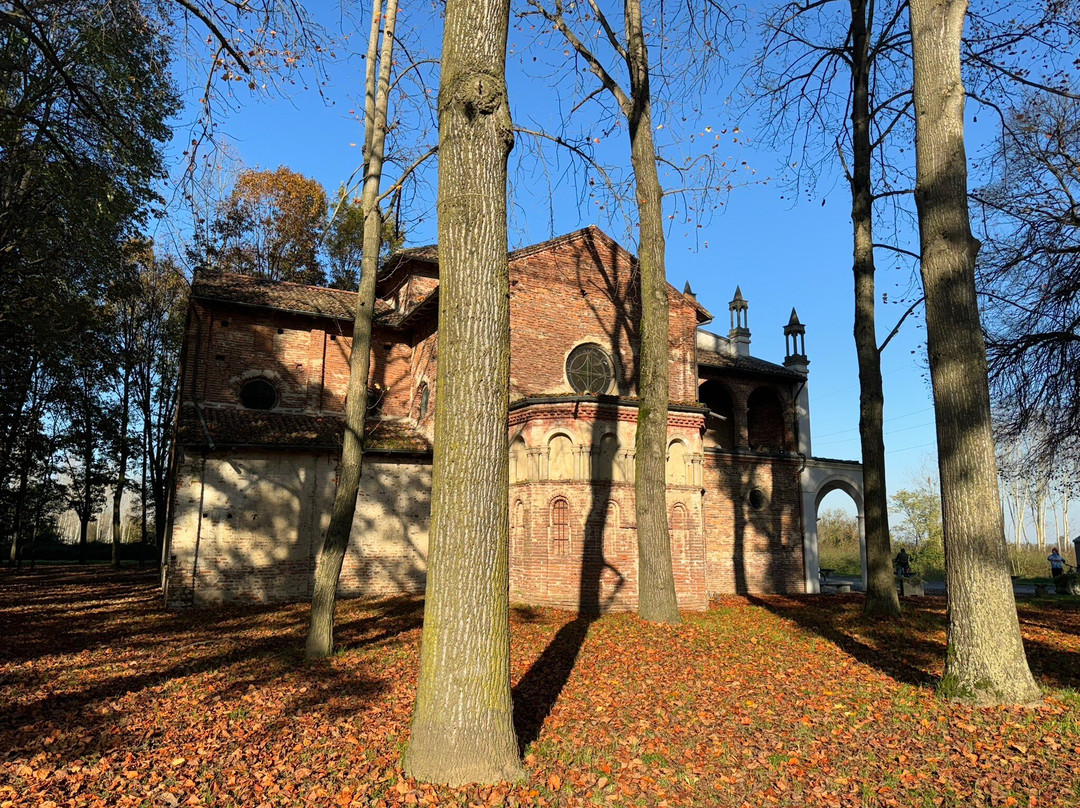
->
163, 226, 861, 610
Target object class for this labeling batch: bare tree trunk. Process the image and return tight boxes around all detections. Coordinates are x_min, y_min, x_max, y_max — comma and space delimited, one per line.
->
111, 366, 132, 569
1030, 484, 1047, 551
851, 0, 900, 617
140, 413, 148, 569
9, 451, 30, 567
403, 0, 522, 784
305, 0, 399, 660
625, 0, 680, 624
909, 0, 1040, 704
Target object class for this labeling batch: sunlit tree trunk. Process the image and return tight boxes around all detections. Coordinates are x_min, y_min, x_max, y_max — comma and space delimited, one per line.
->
111, 365, 132, 569
306, 0, 399, 660
909, 0, 1040, 704
402, 0, 523, 784
623, 0, 680, 624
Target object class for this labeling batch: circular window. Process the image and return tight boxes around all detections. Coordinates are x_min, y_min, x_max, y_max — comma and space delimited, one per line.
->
566, 343, 615, 395
748, 488, 768, 511
239, 378, 278, 410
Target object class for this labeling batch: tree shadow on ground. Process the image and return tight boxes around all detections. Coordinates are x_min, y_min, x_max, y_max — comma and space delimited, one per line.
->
746, 593, 942, 687
0, 569, 422, 758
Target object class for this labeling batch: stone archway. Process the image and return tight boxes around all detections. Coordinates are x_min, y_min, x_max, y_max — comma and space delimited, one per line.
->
800, 459, 865, 593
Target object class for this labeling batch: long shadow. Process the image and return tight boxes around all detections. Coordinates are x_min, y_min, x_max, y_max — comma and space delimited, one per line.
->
746, 593, 940, 687
1, 570, 422, 753
513, 235, 631, 752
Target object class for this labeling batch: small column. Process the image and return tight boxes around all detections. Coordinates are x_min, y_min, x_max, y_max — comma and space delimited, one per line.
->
306, 329, 327, 411
733, 390, 750, 451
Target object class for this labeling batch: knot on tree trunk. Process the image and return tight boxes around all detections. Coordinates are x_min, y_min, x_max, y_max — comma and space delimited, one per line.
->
452, 72, 505, 118
445, 72, 514, 151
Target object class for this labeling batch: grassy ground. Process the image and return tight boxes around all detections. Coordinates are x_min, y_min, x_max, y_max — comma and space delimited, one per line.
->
2, 569, 1079, 807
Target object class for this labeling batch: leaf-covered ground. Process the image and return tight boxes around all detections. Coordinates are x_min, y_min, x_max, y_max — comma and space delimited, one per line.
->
2, 570, 1079, 807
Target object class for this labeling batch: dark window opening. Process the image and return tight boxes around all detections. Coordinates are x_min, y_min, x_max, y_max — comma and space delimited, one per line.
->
418, 383, 430, 419
239, 378, 278, 410
566, 343, 615, 395
699, 380, 735, 450
749, 488, 768, 510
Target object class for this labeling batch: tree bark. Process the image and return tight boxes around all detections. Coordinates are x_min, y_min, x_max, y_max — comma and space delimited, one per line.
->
305, 0, 399, 661
402, 0, 522, 784
850, 0, 900, 617
908, 0, 1040, 704
626, 0, 680, 624
111, 365, 131, 570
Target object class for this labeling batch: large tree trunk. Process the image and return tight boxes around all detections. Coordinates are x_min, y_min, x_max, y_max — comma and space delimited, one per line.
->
402, 0, 522, 784
625, 0, 680, 624
305, 0, 398, 660
112, 367, 131, 570
850, 0, 900, 617
908, 0, 1040, 704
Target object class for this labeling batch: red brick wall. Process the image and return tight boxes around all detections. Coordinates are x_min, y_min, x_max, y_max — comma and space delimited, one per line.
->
701, 452, 805, 595
183, 301, 417, 420
507, 234, 700, 403
506, 400, 708, 612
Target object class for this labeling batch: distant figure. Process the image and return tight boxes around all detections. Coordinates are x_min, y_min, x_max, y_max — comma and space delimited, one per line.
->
1048, 547, 1066, 578
894, 548, 911, 577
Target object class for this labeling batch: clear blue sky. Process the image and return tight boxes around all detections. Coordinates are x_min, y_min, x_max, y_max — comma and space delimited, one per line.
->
159, 1, 945, 512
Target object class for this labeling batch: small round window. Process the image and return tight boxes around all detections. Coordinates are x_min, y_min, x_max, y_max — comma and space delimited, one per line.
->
239, 378, 278, 410
566, 343, 615, 395
748, 488, 768, 511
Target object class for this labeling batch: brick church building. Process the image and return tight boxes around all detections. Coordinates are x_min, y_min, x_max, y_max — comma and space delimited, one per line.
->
163, 226, 862, 609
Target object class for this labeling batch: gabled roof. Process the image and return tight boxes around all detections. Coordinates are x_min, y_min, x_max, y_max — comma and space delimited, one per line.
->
192, 227, 712, 325
190, 272, 394, 322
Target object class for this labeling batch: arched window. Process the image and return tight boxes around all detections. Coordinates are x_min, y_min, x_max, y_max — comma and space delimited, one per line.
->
510, 437, 528, 484
550, 498, 570, 556
239, 378, 278, 410
747, 386, 787, 453
699, 380, 735, 450
666, 440, 688, 485
548, 434, 574, 480
566, 343, 615, 395
595, 432, 622, 481
512, 500, 527, 557
670, 503, 690, 562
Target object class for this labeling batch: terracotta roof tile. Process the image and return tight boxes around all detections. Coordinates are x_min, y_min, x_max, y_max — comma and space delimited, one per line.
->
697, 349, 804, 379
178, 405, 431, 452
191, 273, 395, 321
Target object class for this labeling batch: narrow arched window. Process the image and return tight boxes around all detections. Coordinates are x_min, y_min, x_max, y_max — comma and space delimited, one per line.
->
550, 498, 570, 556
670, 503, 690, 562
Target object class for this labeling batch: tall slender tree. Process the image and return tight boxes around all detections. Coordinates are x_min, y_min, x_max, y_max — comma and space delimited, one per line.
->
531, 0, 682, 623
907, 0, 1040, 704
403, 0, 523, 784
754, 0, 913, 616
305, 0, 400, 661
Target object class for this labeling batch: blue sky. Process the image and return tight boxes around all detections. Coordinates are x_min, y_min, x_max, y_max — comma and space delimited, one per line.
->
159, 1, 945, 511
